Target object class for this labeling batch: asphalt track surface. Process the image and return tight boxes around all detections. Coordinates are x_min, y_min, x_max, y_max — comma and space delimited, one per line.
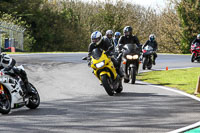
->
0, 53, 200, 133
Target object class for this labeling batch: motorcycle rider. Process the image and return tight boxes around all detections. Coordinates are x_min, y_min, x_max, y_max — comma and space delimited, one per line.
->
113, 32, 121, 47
117, 26, 141, 50
88, 31, 123, 77
0, 53, 33, 96
117, 26, 142, 63
142, 34, 158, 65
192, 34, 200, 45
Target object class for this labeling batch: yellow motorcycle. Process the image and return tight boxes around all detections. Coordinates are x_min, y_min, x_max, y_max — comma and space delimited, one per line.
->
82, 48, 123, 96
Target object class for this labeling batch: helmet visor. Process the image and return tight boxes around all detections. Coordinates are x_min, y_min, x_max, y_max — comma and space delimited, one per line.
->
115, 35, 120, 38
107, 34, 112, 38
150, 37, 155, 41
124, 31, 130, 36
92, 37, 100, 43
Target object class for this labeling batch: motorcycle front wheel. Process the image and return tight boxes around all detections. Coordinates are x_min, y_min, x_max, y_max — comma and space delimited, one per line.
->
101, 75, 114, 96
26, 83, 40, 109
130, 67, 136, 84
147, 59, 152, 70
143, 57, 148, 70
191, 53, 195, 62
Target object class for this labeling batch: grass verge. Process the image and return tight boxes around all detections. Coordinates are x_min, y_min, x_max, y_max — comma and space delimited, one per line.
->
137, 67, 200, 97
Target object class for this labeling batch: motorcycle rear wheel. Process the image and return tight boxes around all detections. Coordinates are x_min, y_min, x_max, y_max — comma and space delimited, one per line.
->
26, 83, 40, 109
101, 75, 114, 96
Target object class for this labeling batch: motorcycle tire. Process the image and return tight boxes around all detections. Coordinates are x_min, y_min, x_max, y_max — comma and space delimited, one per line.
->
101, 75, 114, 96
143, 57, 148, 70
0, 92, 11, 114
191, 53, 195, 62
124, 78, 129, 83
147, 62, 152, 70
147, 66, 152, 70
26, 83, 40, 109
115, 81, 123, 93
130, 67, 136, 84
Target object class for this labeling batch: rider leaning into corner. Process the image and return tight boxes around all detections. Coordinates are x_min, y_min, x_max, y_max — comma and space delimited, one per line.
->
192, 34, 200, 45
142, 34, 158, 65
88, 31, 124, 77
0, 53, 34, 96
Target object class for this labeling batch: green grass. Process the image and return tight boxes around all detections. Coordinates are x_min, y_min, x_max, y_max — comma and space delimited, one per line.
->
137, 68, 200, 97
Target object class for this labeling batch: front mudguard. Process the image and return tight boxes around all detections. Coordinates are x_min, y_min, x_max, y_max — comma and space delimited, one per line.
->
100, 72, 111, 80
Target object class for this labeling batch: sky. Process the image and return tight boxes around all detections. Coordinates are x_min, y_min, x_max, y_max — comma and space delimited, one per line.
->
83, 0, 167, 9
129, 0, 167, 8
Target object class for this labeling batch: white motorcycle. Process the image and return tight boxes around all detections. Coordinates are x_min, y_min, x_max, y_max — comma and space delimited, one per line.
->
142, 45, 155, 70
0, 65, 40, 114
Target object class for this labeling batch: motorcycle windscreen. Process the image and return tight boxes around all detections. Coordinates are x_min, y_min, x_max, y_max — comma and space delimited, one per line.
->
144, 45, 153, 51
124, 44, 139, 54
91, 48, 103, 60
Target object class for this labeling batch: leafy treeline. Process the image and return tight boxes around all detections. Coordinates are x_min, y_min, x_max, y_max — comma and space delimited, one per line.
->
177, 0, 200, 53
0, 0, 198, 53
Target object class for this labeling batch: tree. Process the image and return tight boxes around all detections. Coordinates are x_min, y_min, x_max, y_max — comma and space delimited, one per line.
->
177, 0, 200, 53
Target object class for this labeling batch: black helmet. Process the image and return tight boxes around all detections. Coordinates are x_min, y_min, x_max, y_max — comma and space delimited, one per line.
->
123, 26, 132, 37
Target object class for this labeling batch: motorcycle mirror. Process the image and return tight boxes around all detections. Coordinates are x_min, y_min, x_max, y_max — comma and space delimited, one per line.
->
82, 57, 88, 60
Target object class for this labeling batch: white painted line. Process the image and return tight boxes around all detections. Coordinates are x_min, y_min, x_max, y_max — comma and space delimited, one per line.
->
167, 121, 200, 133
137, 81, 200, 102
137, 81, 200, 133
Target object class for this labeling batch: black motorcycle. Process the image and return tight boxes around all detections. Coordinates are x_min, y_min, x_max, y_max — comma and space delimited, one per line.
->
142, 45, 155, 70
121, 44, 140, 84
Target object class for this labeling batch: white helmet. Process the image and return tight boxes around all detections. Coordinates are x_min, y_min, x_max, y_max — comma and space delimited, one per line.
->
197, 34, 200, 39
149, 34, 156, 41
91, 31, 102, 45
106, 30, 113, 36
0, 54, 12, 68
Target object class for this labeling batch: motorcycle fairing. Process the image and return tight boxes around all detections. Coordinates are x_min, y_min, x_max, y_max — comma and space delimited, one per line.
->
90, 50, 117, 80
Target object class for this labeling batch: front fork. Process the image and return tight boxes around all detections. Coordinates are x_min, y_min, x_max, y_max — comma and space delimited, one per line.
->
192, 51, 198, 57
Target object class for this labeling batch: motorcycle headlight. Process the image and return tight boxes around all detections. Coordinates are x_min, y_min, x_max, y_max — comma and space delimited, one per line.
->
126, 55, 133, 60
95, 61, 105, 68
126, 55, 139, 60
132, 55, 139, 59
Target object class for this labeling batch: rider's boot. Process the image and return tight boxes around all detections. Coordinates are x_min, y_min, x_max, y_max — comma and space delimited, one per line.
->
153, 54, 157, 65
24, 79, 36, 96
153, 60, 156, 65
